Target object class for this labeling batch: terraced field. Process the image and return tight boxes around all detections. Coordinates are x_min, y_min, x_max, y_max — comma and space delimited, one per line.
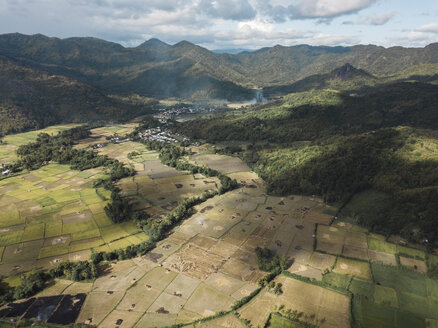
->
0, 162, 149, 275
0, 124, 155, 272
77, 153, 438, 327
1, 126, 438, 328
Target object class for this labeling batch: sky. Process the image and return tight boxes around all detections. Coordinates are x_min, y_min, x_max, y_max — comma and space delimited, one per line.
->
0, 0, 437, 50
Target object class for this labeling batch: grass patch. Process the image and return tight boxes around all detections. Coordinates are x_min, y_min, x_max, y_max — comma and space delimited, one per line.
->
349, 279, 374, 300
108, 238, 133, 250
360, 300, 396, 328
266, 312, 313, 328
38, 244, 69, 258
21, 223, 45, 242
0, 230, 24, 247
333, 257, 372, 280
374, 285, 398, 307
119, 221, 140, 235
93, 212, 112, 228
69, 239, 103, 253
368, 238, 397, 254
398, 291, 429, 317
71, 229, 101, 241
341, 189, 391, 220
322, 272, 351, 290
371, 263, 427, 297
0, 210, 23, 228
50, 190, 81, 203
395, 311, 426, 328
80, 189, 102, 205
34, 195, 57, 207
100, 225, 130, 243
396, 245, 425, 259
62, 220, 98, 234
44, 220, 63, 238
76, 172, 94, 179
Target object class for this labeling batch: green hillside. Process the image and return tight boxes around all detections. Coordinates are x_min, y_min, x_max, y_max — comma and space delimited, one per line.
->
0, 56, 154, 135
264, 63, 378, 96
264, 63, 438, 97
0, 33, 254, 101
1, 33, 438, 100
177, 82, 438, 243
181, 82, 438, 142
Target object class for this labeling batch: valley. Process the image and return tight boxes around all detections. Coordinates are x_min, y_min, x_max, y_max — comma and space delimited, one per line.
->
0, 122, 437, 328
0, 31, 437, 328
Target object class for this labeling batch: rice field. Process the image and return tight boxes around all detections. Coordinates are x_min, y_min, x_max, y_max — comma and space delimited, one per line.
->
0, 124, 151, 275
0, 163, 148, 275
1, 128, 438, 328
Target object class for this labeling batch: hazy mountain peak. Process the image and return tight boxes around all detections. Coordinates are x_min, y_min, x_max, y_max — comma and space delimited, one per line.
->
173, 40, 196, 48
137, 38, 170, 49
330, 63, 373, 81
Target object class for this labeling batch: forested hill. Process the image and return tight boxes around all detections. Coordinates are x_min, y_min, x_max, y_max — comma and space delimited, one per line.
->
176, 82, 438, 243
0, 33, 437, 99
180, 82, 438, 143
0, 56, 153, 135
263, 63, 378, 97
0, 33, 254, 101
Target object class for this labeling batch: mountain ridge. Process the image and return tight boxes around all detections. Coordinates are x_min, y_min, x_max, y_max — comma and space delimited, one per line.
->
0, 55, 153, 135
1, 33, 437, 98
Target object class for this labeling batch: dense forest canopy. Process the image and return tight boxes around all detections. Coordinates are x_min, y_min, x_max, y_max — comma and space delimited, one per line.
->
177, 83, 438, 243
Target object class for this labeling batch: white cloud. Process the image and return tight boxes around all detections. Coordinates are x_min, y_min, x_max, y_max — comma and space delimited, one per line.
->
416, 22, 438, 33
300, 33, 359, 46
254, 0, 378, 22
199, 0, 256, 20
389, 31, 437, 47
289, 0, 377, 19
358, 10, 396, 25
0, 0, 435, 49
211, 19, 309, 48
343, 10, 396, 26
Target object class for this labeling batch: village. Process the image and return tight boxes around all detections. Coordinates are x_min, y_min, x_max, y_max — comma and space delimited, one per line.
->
137, 126, 191, 144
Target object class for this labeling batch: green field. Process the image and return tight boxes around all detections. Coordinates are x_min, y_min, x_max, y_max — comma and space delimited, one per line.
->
1, 126, 438, 328
267, 313, 312, 328
0, 124, 81, 163
0, 162, 146, 274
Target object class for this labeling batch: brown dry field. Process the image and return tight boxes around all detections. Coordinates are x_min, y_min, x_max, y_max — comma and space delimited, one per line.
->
3, 142, 429, 328
54, 152, 340, 327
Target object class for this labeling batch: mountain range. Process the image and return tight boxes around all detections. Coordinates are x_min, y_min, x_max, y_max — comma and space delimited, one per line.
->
1, 33, 438, 93
1, 33, 438, 135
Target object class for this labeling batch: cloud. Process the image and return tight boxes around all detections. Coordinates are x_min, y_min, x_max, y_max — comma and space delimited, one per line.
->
386, 21, 438, 47
210, 19, 309, 48
416, 22, 438, 33
389, 30, 437, 47
198, 0, 256, 21
0, 0, 434, 49
300, 33, 359, 46
359, 11, 396, 25
343, 10, 396, 26
289, 0, 377, 19
256, 0, 378, 22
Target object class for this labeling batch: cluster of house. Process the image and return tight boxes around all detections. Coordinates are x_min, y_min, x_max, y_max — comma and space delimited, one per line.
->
154, 113, 172, 124
1, 163, 10, 176
138, 127, 181, 143
154, 105, 216, 123
92, 143, 106, 149
158, 105, 215, 115
110, 136, 131, 144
